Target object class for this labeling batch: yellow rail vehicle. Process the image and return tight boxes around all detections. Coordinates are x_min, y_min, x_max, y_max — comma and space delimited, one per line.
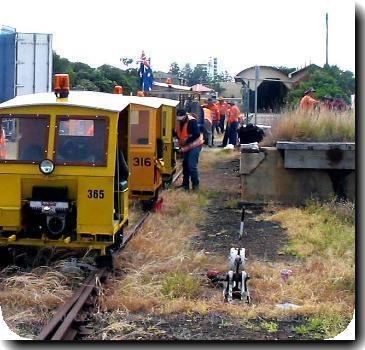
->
128, 97, 179, 208
0, 89, 135, 265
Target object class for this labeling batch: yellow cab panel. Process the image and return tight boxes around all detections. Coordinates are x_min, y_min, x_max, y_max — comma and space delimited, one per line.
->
129, 104, 162, 199
0, 93, 129, 256
161, 105, 177, 180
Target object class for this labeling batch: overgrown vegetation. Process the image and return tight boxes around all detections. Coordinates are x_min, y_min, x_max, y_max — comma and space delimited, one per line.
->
262, 199, 355, 337
261, 109, 355, 146
287, 65, 355, 105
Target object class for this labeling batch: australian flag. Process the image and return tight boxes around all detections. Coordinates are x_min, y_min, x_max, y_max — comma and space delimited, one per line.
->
139, 51, 153, 91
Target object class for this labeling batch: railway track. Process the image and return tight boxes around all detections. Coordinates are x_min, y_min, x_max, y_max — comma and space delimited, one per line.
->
37, 168, 182, 340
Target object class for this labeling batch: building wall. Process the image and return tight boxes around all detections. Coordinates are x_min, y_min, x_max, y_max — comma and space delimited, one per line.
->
218, 82, 242, 98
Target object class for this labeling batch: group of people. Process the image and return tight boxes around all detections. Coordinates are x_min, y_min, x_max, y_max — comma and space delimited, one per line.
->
203, 97, 241, 148
175, 96, 243, 191
189, 96, 242, 148
300, 87, 349, 113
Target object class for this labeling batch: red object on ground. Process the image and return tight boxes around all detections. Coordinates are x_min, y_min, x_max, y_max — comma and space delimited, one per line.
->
153, 197, 164, 212
207, 269, 220, 279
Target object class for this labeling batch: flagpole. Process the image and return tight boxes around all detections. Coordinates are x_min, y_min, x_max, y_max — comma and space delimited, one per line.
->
326, 13, 329, 65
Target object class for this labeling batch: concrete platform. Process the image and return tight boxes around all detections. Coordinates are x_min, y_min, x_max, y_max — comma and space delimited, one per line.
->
240, 146, 355, 203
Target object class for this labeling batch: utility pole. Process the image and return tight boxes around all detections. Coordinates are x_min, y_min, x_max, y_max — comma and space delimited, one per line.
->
326, 12, 329, 65
254, 65, 259, 125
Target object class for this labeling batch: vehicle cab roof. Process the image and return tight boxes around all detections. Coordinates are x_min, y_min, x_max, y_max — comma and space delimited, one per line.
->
0, 91, 179, 112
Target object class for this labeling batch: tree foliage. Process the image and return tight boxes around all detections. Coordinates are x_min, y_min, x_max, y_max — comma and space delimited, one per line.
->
170, 61, 233, 89
169, 62, 180, 76
52, 52, 140, 94
287, 65, 355, 106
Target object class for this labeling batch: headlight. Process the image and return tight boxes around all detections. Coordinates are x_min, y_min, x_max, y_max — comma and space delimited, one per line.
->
39, 159, 55, 175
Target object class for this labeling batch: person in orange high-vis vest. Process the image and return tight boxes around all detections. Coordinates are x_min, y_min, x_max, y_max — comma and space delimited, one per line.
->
300, 87, 319, 113
227, 102, 241, 146
204, 98, 221, 145
175, 109, 204, 191
218, 97, 229, 133
0, 126, 7, 159
202, 107, 213, 147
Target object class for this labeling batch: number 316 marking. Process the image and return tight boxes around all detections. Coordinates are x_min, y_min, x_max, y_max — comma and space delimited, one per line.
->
87, 190, 104, 199
133, 157, 151, 166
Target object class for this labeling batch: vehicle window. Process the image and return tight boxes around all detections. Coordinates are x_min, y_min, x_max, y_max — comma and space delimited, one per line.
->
0, 115, 49, 162
55, 117, 108, 165
130, 110, 150, 145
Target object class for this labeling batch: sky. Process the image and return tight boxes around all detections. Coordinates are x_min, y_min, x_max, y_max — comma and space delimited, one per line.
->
0, 0, 356, 76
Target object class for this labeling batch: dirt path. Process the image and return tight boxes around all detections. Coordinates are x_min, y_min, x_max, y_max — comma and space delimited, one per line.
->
196, 149, 291, 262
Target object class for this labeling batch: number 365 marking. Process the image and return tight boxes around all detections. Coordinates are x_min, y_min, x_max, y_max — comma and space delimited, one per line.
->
87, 190, 104, 199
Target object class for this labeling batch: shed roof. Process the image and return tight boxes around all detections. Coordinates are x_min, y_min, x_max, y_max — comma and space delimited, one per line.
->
234, 65, 293, 90
153, 81, 192, 91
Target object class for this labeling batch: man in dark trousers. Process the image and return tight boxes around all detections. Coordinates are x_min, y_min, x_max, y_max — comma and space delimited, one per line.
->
175, 109, 204, 190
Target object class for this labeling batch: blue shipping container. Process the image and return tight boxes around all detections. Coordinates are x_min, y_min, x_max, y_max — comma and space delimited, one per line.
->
0, 30, 16, 103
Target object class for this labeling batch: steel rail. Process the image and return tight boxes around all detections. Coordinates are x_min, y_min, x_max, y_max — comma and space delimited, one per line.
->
37, 166, 183, 340
37, 269, 104, 340
50, 269, 105, 340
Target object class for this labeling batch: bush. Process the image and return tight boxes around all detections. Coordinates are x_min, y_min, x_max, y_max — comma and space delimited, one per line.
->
261, 109, 355, 146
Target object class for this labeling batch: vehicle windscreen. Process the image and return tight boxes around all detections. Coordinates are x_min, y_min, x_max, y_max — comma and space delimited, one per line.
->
0, 115, 49, 162
55, 116, 108, 166
130, 110, 150, 145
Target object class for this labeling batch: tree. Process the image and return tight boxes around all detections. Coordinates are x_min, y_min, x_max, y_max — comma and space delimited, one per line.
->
181, 63, 193, 84
73, 79, 99, 91
52, 51, 140, 94
121, 57, 134, 67
216, 70, 233, 83
276, 66, 297, 75
287, 65, 355, 106
189, 65, 211, 86
170, 62, 180, 76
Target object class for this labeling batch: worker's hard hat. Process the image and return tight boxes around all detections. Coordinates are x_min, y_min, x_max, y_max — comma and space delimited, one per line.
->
304, 87, 316, 95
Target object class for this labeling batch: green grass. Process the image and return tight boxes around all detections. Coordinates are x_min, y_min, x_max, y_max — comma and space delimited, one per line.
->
161, 272, 201, 299
283, 199, 355, 259
260, 321, 279, 333
294, 313, 352, 338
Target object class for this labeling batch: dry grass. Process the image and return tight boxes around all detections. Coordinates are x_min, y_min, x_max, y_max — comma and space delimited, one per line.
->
106, 189, 354, 338
250, 200, 355, 326
105, 189, 228, 313
261, 109, 355, 146
0, 261, 87, 338
200, 148, 239, 170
